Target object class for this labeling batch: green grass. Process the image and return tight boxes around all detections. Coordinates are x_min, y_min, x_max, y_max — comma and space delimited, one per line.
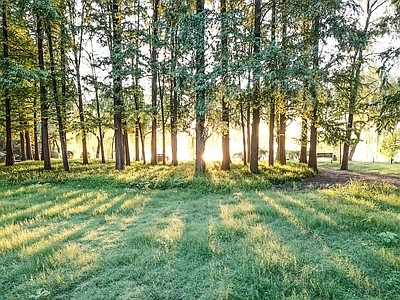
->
319, 160, 400, 175
0, 160, 399, 299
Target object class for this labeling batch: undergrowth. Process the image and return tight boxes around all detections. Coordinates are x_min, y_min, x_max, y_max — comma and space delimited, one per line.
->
0, 160, 314, 193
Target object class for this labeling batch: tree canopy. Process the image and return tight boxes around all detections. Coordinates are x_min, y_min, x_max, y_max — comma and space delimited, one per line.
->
1, 0, 400, 172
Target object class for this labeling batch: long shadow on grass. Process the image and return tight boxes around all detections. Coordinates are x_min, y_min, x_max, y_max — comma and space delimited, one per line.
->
247, 189, 400, 299
62, 190, 225, 299
0, 186, 151, 299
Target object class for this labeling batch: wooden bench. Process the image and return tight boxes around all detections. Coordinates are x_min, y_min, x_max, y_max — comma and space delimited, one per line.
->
317, 152, 334, 163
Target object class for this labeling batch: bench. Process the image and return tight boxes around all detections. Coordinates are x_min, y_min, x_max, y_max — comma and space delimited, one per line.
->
317, 152, 335, 163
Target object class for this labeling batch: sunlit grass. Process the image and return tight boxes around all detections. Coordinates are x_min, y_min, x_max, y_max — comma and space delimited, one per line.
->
319, 160, 400, 175
0, 160, 399, 299
0, 159, 314, 192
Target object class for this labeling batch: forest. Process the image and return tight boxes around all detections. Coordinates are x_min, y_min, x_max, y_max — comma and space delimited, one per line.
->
2, 0, 400, 173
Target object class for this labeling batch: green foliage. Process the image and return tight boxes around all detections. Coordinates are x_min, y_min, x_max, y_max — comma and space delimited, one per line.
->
29, 288, 50, 299
377, 231, 398, 245
380, 131, 400, 161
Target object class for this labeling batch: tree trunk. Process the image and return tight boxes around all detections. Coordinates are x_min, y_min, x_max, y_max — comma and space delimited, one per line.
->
33, 83, 40, 161
159, 75, 166, 165
221, 0, 230, 171
240, 103, 247, 165
135, 124, 140, 162
277, 4, 287, 166
151, 0, 159, 166
349, 136, 360, 161
341, 113, 353, 170
268, 0, 276, 167
46, 23, 70, 172
124, 127, 131, 166
307, 17, 320, 173
37, 16, 51, 170
246, 104, 251, 163
139, 124, 146, 164
250, 0, 262, 174
91, 45, 106, 163
3, 2, 14, 166
341, 1, 372, 170
170, 76, 178, 166
278, 112, 286, 165
112, 0, 125, 170
68, 0, 89, 165
299, 118, 308, 163
134, 76, 145, 164
20, 132, 26, 161
308, 107, 318, 172
25, 130, 33, 160
195, 0, 206, 173
250, 88, 260, 174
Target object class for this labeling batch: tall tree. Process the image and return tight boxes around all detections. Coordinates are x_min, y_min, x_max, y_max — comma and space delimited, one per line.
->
195, 0, 206, 173
269, 0, 277, 167
68, 0, 89, 165
111, 0, 125, 170
340, 0, 384, 170
88, 38, 106, 163
308, 16, 320, 173
150, 0, 159, 166
2, 0, 14, 166
250, 0, 262, 174
46, 22, 70, 172
37, 14, 51, 170
220, 0, 230, 170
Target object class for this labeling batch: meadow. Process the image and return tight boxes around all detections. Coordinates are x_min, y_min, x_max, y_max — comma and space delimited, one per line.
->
0, 160, 399, 299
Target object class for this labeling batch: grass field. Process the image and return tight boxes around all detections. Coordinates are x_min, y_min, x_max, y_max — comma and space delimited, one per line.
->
0, 160, 399, 299
319, 160, 400, 175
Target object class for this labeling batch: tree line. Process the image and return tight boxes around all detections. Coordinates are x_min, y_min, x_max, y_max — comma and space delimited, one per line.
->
1, 0, 400, 173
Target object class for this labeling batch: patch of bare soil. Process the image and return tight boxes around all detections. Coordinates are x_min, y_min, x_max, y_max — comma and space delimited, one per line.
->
296, 167, 400, 190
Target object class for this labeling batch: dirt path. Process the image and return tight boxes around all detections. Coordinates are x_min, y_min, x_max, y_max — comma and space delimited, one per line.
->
298, 167, 400, 190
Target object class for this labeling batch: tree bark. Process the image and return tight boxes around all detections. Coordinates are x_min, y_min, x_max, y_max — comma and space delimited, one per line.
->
268, 0, 276, 167
308, 17, 320, 173
46, 23, 70, 172
299, 118, 308, 163
123, 126, 131, 166
170, 76, 178, 166
195, 0, 206, 173
3, 1, 14, 166
159, 75, 166, 165
112, 0, 125, 170
240, 103, 247, 165
278, 112, 286, 165
341, 0, 372, 170
348, 132, 360, 161
33, 82, 40, 161
221, 0, 230, 171
20, 132, 26, 161
37, 16, 51, 170
90, 38, 106, 163
308, 107, 318, 172
25, 130, 33, 160
69, 1, 89, 165
246, 104, 251, 163
250, 0, 262, 174
134, 124, 140, 162
151, 0, 159, 166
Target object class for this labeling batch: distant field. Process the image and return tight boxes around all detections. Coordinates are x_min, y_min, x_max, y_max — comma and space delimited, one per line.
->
0, 161, 399, 299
